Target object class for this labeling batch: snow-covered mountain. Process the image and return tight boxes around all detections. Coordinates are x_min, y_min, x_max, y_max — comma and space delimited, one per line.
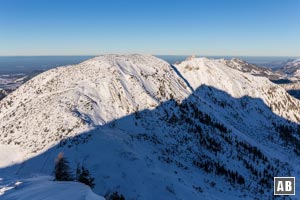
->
175, 57, 300, 122
278, 59, 300, 77
0, 54, 190, 153
219, 58, 284, 79
1, 55, 300, 200
0, 74, 28, 90
0, 74, 33, 100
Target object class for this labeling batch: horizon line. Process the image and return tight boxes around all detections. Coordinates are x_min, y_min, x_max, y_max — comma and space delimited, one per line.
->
0, 54, 299, 58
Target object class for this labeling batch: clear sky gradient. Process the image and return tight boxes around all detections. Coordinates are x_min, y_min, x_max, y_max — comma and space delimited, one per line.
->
0, 0, 299, 56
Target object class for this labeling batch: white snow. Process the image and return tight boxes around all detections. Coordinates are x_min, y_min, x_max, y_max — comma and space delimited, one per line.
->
0, 145, 27, 168
0, 176, 104, 200
0, 54, 191, 154
1, 54, 300, 200
175, 57, 300, 122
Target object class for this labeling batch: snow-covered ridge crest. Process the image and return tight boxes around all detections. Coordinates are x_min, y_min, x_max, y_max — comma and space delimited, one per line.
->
0, 54, 191, 153
175, 56, 300, 122
1, 54, 300, 156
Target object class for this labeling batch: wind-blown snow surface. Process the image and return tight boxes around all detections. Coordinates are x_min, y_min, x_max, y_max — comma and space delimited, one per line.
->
175, 57, 300, 122
0, 176, 104, 200
1, 55, 300, 199
0, 54, 190, 154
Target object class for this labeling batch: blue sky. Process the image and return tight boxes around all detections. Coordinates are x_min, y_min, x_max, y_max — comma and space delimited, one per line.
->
0, 0, 299, 56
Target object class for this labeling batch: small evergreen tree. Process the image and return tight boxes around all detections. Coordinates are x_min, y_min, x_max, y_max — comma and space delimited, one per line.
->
76, 165, 95, 188
106, 191, 125, 200
54, 152, 73, 181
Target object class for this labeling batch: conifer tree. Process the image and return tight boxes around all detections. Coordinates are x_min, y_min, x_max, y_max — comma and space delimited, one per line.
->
106, 191, 125, 200
54, 152, 73, 181
76, 165, 95, 188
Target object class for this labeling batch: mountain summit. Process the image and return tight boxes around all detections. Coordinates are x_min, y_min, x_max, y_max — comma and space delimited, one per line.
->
0, 54, 191, 153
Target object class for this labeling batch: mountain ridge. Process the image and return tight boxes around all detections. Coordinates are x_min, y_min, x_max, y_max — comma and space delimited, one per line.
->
1, 54, 300, 199
0, 54, 191, 153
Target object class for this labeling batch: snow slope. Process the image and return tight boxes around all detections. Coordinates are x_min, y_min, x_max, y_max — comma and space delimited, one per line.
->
0, 54, 190, 154
0, 145, 26, 168
221, 58, 283, 79
278, 58, 300, 77
175, 57, 300, 122
1, 55, 300, 199
0, 176, 104, 200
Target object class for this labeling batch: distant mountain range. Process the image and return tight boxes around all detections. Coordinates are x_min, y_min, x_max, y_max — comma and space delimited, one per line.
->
277, 59, 300, 77
1, 55, 300, 199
